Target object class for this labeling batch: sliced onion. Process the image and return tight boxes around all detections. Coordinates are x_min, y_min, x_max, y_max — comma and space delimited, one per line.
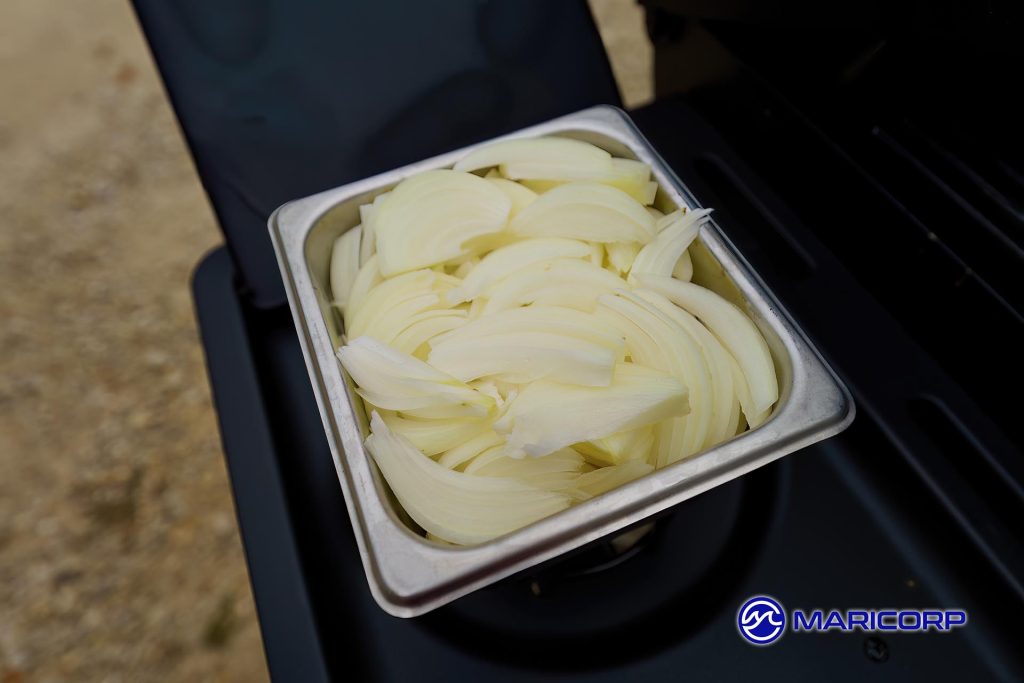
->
446, 237, 591, 304
347, 269, 447, 340
633, 274, 778, 422
598, 291, 712, 466
429, 305, 625, 357
374, 170, 511, 276
338, 336, 494, 417
572, 460, 654, 499
635, 289, 736, 449
387, 310, 468, 357
606, 240, 640, 275
437, 429, 505, 469
378, 410, 491, 456
453, 136, 612, 177
672, 250, 693, 281
493, 363, 689, 458
628, 208, 712, 283
509, 182, 656, 244
470, 447, 584, 491
329, 226, 361, 310
520, 158, 656, 205
428, 330, 616, 386
344, 254, 383, 332
365, 412, 570, 545
574, 425, 653, 467
481, 258, 628, 314
486, 177, 537, 217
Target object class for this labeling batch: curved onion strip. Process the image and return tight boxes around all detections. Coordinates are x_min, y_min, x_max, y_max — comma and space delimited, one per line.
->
635, 289, 736, 448
509, 182, 656, 244
373, 170, 511, 276
329, 226, 362, 310
628, 208, 712, 283
572, 460, 654, 500
471, 448, 584, 492
574, 425, 653, 467
446, 237, 591, 304
493, 363, 688, 459
438, 430, 505, 469
366, 412, 570, 545
428, 331, 616, 386
389, 312, 467, 357
358, 192, 388, 267
633, 274, 778, 421
344, 254, 383, 331
378, 410, 491, 457
481, 258, 628, 314
347, 269, 440, 339
598, 292, 712, 465
429, 305, 624, 356
453, 136, 612, 177
338, 336, 494, 416
486, 177, 537, 217
606, 241, 640, 275
672, 250, 693, 281
519, 158, 656, 205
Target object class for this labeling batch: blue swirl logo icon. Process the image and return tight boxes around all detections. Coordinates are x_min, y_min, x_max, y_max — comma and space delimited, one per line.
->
738, 595, 786, 645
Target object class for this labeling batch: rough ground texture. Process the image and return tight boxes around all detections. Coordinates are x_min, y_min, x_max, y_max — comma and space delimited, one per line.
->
0, 1, 649, 681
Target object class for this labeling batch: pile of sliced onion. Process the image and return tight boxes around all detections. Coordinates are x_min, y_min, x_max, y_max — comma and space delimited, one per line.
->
331, 136, 779, 545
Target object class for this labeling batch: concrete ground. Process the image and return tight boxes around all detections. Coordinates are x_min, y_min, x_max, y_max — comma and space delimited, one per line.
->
0, 1, 649, 680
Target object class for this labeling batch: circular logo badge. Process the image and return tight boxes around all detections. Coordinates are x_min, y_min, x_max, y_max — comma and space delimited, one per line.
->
738, 596, 786, 645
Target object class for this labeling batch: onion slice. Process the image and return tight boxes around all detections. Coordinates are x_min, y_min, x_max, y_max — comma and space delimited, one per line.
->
509, 182, 656, 244
338, 336, 495, 417
633, 274, 778, 421
446, 237, 591, 304
329, 226, 362, 310
365, 412, 571, 545
628, 208, 712, 283
373, 170, 511, 276
453, 136, 612, 177
494, 363, 689, 458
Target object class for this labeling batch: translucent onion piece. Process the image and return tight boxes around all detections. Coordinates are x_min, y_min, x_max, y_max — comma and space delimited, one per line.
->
428, 305, 625, 357
387, 310, 468, 357
635, 289, 737, 449
606, 241, 640, 275
481, 258, 629, 314
358, 192, 388, 267
344, 254, 383, 332
452, 258, 479, 279
428, 331, 616, 386
646, 206, 665, 221
338, 336, 494, 417
365, 412, 570, 545
329, 226, 361, 310
573, 460, 654, 500
438, 430, 505, 469
574, 425, 653, 467
487, 177, 537, 217
373, 170, 511, 276
378, 410, 490, 456
453, 136, 612, 177
520, 159, 656, 205
633, 274, 779, 421
628, 208, 712, 283
509, 182, 656, 244
598, 290, 712, 465
471, 448, 585, 491
493, 363, 689, 458
446, 237, 591, 304
672, 250, 693, 281
347, 269, 447, 340
588, 242, 604, 267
